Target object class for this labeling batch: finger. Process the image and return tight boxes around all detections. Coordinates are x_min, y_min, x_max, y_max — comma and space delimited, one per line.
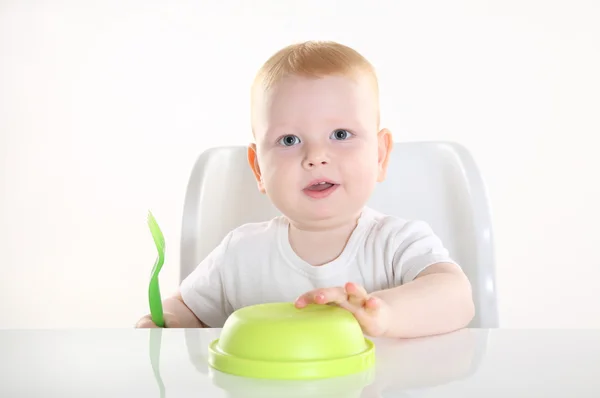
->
345, 282, 369, 307
163, 312, 181, 328
295, 287, 347, 307
352, 297, 385, 335
295, 288, 331, 307
363, 296, 381, 313
135, 315, 158, 328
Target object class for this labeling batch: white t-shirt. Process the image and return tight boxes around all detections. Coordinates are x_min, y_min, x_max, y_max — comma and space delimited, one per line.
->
179, 206, 456, 327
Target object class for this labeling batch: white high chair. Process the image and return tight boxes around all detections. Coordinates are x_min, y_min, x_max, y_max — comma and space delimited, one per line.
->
179, 142, 499, 328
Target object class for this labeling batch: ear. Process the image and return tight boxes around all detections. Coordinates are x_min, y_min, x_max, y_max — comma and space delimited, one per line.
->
376, 128, 393, 182
247, 143, 266, 193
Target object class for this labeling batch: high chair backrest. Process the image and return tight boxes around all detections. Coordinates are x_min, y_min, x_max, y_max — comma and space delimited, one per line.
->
179, 142, 499, 328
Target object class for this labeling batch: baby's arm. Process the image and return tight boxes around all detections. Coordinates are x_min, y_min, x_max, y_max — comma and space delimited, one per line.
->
135, 290, 205, 328
295, 220, 475, 338
295, 264, 473, 339
372, 261, 474, 338
136, 231, 235, 329
163, 291, 206, 327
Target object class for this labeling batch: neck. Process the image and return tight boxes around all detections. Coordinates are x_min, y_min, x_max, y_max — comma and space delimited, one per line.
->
286, 210, 363, 266
287, 208, 364, 231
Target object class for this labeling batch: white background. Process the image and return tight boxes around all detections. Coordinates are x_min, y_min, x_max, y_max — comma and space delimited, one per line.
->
1, 0, 598, 329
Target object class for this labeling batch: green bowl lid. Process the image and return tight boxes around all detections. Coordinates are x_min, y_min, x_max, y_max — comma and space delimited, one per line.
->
209, 366, 375, 397
208, 302, 375, 380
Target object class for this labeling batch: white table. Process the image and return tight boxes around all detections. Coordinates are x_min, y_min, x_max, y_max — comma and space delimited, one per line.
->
1, 328, 599, 397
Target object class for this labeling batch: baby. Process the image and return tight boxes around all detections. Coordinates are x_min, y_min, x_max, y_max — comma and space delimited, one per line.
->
136, 41, 475, 338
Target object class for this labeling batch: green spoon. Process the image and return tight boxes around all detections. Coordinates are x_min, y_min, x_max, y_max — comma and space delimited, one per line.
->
147, 210, 165, 328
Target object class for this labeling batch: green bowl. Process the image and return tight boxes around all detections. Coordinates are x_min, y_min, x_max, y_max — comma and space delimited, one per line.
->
209, 365, 375, 397
208, 302, 375, 380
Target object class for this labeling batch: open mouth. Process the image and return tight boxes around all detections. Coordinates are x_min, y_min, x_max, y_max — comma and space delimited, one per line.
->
306, 181, 335, 191
303, 180, 339, 198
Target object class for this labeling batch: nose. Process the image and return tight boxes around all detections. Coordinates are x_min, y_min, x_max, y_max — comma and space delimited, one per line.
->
302, 146, 329, 169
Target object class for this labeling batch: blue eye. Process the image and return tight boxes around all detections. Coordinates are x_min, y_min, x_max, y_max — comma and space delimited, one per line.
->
331, 129, 352, 140
278, 135, 301, 146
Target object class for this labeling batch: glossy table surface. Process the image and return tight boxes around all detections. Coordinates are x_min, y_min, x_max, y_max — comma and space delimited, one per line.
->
1, 328, 600, 397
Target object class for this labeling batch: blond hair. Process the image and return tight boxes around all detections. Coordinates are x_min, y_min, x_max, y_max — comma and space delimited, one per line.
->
251, 41, 379, 129
252, 41, 377, 92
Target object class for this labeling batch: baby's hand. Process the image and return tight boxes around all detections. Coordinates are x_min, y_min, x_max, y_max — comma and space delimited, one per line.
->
294, 282, 390, 337
135, 312, 181, 328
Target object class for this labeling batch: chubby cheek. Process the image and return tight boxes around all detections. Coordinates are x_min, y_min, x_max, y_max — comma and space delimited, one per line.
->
260, 152, 298, 187
347, 165, 378, 190
340, 150, 380, 189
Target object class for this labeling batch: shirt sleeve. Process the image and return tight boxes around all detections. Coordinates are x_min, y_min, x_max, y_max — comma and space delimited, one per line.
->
392, 220, 458, 284
179, 231, 234, 327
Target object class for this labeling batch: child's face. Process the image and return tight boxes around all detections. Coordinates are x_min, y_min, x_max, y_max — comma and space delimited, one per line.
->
249, 73, 392, 227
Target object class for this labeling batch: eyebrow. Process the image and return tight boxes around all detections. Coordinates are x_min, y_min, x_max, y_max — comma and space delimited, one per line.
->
263, 125, 291, 139
264, 119, 370, 137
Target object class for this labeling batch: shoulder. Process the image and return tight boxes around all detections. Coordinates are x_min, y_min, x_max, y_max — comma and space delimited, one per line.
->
360, 207, 455, 283
185, 216, 284, 281
222, 215, 285, 252
361, 207, 436, 243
